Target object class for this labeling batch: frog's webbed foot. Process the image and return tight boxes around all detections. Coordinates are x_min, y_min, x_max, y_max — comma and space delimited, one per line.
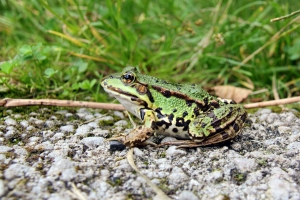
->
107, 126, 155, 148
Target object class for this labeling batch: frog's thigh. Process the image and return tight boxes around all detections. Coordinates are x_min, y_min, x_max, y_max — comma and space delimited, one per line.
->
189, 105, 242, 139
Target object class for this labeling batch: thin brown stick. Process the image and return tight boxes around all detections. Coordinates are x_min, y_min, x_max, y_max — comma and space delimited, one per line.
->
1, 96, 299, 110
271, 10, 300, 22
244, 96, 300, 109
0, 98, 126, 110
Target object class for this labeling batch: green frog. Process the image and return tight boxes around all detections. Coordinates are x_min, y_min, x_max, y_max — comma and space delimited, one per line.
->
101, 67, 247, 148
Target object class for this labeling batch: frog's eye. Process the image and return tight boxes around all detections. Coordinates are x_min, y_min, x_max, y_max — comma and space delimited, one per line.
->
121, 71, 136, 84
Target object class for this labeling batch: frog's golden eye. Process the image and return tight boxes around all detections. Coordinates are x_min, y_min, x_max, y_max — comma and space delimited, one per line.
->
121, 71, 136, 84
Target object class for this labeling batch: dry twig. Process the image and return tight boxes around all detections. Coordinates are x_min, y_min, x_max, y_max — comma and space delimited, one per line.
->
1, 96, 299, 110
0, 98, 125, 110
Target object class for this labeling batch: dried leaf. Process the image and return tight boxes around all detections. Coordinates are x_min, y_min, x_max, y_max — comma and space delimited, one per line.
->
213, 85, 252, 103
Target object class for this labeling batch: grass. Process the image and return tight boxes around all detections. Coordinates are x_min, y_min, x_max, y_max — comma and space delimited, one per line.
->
0, 0, 299, 102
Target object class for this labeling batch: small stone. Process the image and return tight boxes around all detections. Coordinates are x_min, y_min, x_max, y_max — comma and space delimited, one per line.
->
267, 113, 280, 124
4, 163, 33, 180
20, 120, 29, 128
81, 137, 105, 148
34, 119, 44, 125
0, 146, 13, 153
92, 129, 110, 137
109, 140, 126, 151
0, 179, 7, 197
5, 118, 17, 126
4, 130, 15, 139
277, 126, 291, 135
51, 132, 65, 141
168, 167, 188, 185
166, 146, 187, 157
177, 191, 199, 200
84, 114, 95, 121
133, 147, 144, 157
45, 120, 55, 128
65, 113, 73, 118
114, 120, 128, 127
60, 125, 74, 133
230, 143, 242, 151
256, 108, 272, 115
99, 116, 114, 122
14, 114, 22, 119
113, 111, 125, 119
28, 136, 41, 143
56, 110, 68, 115
205, 170, 223, 183
75, 125, 91, 136
87, 122, 99, 128
286, 142, 300, 155
233, 158, 257, 173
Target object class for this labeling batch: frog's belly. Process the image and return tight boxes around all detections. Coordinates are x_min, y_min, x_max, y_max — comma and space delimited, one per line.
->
155, 122, 191, 139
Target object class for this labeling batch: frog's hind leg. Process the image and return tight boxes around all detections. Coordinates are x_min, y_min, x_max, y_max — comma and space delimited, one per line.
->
188, 104, 247, 146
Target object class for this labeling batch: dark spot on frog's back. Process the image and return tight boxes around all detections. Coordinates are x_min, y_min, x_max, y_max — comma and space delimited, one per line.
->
146, 90, 155, 103
182, 111, 188, 118
175, 118, 191, 131
155, 108, 165, 119
186, 100, 193, 107
168, 113, 174, 122
172, 128, 178, 133
163, 90, 171, 98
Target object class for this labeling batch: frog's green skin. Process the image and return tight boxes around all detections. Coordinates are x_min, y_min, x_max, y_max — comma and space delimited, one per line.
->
101, 67, 247, 148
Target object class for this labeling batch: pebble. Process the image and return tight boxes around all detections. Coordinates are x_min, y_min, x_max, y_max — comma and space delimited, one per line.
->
0, 179, 7, 197
20, 120, 29, 128
45, 120, 55, 128
92, 129, 110, 137
75, 125, 91, 136
177, 190, 199, 200
113, 111, 125, 119
166, 146, 187, 157
0, 146, 13, 153
277, 126, 291, 134
168, 167, 188, 185
133, 147, 144, 157
5, 118, 17, 126
233, 158, 257, 173
205, 170, 223, 183
80, 137, 105, 148
114, 120, 128, 127
60, 125, 74, 133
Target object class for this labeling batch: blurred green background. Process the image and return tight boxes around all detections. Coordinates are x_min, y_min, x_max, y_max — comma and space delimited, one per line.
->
0, 0, 299, 102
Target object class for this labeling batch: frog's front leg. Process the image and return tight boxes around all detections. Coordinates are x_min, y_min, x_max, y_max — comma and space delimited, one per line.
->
108, 109, 157, 148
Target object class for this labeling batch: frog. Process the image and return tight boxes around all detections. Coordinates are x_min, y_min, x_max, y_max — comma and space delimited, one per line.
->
101, 67, 247, 148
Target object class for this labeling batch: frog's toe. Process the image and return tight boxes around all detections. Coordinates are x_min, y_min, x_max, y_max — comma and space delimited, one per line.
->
106, 136, 126, 144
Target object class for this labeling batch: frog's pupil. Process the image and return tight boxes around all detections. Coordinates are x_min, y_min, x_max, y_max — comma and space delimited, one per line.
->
122, 72, 135, 83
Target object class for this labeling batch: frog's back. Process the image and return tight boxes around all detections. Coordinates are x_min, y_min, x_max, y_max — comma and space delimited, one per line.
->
139, 73, 217, 102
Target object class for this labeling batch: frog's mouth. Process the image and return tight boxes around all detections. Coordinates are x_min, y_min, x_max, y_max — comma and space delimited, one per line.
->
102, 83, 147, 105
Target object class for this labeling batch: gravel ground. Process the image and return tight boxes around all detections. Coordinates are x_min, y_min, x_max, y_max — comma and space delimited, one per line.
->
0, 107, 300, 200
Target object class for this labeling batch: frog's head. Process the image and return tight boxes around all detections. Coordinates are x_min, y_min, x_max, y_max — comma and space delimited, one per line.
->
101, 67, 154, 119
